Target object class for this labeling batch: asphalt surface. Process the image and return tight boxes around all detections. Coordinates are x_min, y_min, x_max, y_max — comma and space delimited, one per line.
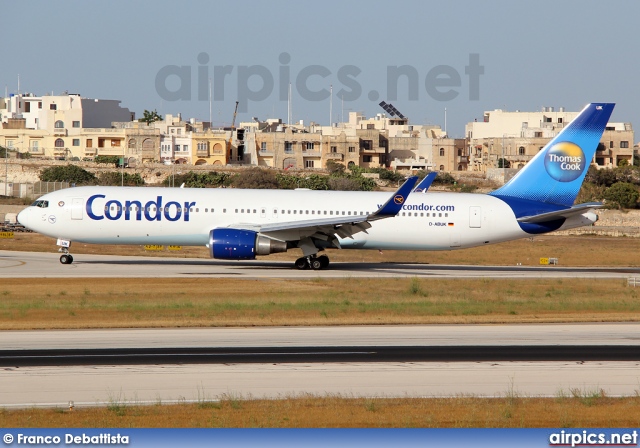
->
3, 250, 640, 278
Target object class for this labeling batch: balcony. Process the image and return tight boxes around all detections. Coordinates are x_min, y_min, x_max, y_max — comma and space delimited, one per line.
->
259, 150, 274, 156
53, 128, 67, 137
302, 150, 321, 157
326, 153, 344, 160
196, 150, 210, 157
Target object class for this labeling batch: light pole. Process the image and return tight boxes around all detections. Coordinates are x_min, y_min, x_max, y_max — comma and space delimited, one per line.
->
4, 145, 7, 197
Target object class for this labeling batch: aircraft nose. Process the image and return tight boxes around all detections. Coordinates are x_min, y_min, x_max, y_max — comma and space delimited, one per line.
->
17, 208, 30, 227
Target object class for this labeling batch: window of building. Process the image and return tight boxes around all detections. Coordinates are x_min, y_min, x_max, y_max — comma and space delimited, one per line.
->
457, 149, 462, 156
558, 117, 563, 124
175, 145, 180, 152
439, 148, 445, 157
367, 124, 375, 130
261, 142, 267, 151
534, 132, 542, 138
54, 120, 64, 128
285, 142, 293, 153
73, 139, 80, 146
348, 146, 355, 152
440, 165, 444, 171
86, 139, 92, 148
519, 146, 525, 155
305, 160, 315, 168
610, 141, 614, 148
98, 138, 105, 148
544, 116, 552, 123
38, 102, 42, 109
24, 102, 31, 113
50, 104, 57, 110
55, 138, 64, 148
72, 121, 80, 128
363, 155, 372, 163
111, 139, 121, 147
621, 141, 629, 148
331, 146, 337, 153
361, 140, 372, 150
30, 141, 39, 151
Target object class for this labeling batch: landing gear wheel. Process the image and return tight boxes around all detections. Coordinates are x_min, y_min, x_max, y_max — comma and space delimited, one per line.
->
318, 255, 329, 269
294, 257, 309, 270
310, 258, 322, 270
60, 254, 73, 265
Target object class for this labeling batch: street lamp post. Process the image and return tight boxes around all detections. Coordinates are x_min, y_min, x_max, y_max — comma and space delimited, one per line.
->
4, 145, 7, 197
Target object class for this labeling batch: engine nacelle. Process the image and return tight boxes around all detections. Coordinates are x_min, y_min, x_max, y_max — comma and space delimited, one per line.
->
209, 228, 287, 260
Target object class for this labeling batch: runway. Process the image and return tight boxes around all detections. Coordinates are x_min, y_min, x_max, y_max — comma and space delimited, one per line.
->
3, 250, 640, 278
2, 325, 640, 407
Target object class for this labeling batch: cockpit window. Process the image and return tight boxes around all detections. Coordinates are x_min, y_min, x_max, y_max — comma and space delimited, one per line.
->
31, 200, 49, 208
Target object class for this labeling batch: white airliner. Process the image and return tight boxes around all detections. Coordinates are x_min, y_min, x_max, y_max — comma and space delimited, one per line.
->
18, 103, 614, 270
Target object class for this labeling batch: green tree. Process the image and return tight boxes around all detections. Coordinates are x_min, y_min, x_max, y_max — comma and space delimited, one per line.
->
603, 182, 639, 209
497, 158, 511, 168
98, 172, 145, 186
162, 171, 231, 188
39, 165, 97, 184
433, 172, 456, 185
138, 109, 163, 125
94, 155, 120, 164
0, 146, 8, 158
232, 168, 279, 189
325, 160, 346, 175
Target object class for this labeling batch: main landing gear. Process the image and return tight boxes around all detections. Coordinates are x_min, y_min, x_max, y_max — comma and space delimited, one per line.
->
294, 255, 330, 270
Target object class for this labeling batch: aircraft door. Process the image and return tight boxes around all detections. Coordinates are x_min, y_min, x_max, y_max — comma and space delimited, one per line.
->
469, 206, 481, 228
71, 198, 84, 220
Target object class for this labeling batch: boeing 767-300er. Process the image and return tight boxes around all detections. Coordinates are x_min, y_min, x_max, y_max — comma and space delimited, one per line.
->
17, 103, 614, 270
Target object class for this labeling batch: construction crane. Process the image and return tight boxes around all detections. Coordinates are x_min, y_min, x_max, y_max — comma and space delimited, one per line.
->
231, 101, 239, 132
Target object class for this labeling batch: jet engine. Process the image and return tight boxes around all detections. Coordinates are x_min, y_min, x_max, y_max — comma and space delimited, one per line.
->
209, 228, 287, 260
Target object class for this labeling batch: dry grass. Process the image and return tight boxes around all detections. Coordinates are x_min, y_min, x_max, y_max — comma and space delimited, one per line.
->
5, 233, 640, 266
0, 277, 639, 330
2, 394, 640, 428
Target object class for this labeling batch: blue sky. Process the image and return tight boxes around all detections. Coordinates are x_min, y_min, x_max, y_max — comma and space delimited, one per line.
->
2, 0, 638, 138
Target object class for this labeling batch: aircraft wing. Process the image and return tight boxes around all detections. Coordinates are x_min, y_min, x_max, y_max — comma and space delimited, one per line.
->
226, 176, 418, 244
517, 202, 602, 223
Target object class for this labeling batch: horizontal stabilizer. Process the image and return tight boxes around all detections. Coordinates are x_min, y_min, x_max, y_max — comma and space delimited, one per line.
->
517, 202, 602, 223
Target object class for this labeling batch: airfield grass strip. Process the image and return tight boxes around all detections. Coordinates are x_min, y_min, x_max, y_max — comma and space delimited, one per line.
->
0, 277, 639, 329
2, 394, 640, 428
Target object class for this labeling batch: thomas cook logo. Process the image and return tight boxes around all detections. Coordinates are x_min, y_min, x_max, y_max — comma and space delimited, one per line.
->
394, 195, 405, 205
543, 141, 585, 182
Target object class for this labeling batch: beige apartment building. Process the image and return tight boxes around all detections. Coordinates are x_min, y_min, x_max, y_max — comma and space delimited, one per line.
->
465, 107, 634, 171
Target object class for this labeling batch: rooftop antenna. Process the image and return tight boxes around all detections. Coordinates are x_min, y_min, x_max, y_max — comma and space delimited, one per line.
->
17, 74, 20, 95
444, 107, 447, 135
329, 84, 333, 126
287, 82, 292, 125
208, 78, 212, 126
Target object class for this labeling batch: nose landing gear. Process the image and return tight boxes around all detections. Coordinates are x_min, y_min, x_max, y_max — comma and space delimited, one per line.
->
58, 242, 74, 265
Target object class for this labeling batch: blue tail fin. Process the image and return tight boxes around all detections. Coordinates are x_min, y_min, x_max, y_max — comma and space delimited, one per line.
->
489, 103, 614, 207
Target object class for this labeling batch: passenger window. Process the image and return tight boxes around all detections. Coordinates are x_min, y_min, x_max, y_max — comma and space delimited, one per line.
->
223, 209, 227, 213
253, 209, 256, 214
205, 208, 208, 212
